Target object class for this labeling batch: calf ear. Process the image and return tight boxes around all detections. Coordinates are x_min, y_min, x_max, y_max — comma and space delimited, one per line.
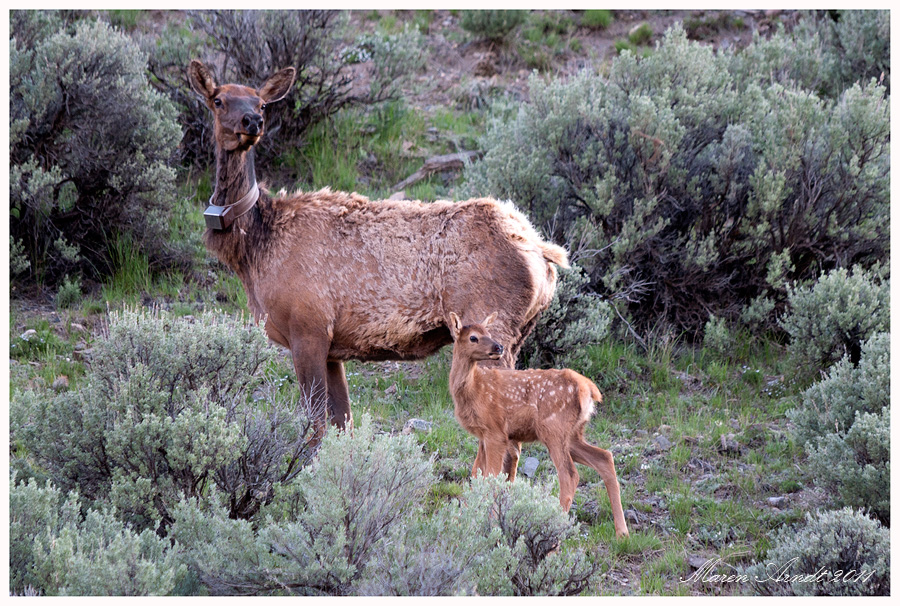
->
259, 67, 296, 103
188, 60, 217, 100
448, 312, 463, 341
481, 312, 498, 327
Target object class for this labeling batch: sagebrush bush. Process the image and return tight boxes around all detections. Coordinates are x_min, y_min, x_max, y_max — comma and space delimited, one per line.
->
459, 10, 526, 42
464, 24, 889, 334
743, 507, 889, 596
780, 265, 888, 377
10, 308, 319, 531
10, 13, 182, 285
173, 415, 435, 595
807, 407, 890, 525
519, 263, 612, 370
788, 332, 890, 524
789, 332, 889, 445
730, 11, 889, 98
10, 474, 185, 596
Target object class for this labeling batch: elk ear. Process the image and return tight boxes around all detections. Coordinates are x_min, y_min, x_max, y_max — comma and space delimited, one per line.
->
188, 60, 217, 100
448, 312, 463, 341
481, 312, 498, 328
259, 67, 296, 103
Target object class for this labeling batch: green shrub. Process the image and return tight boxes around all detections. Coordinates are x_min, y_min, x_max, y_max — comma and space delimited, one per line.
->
459, 10, 526, 42
702, 315, 733, 356
788, 332, 889, 523
582, 10, 612, 29
780, 266, 888, 376
464, 24, 889, 334
56, 274, 82, 309
807, 407, 890, 525
352, 25, 426, 102
788, 332, 889, 446
519, 263, 612, 370
743, 507, 889, 596
730, 10, 889, 99
10, 308, 319, 531
10, 474, 185, 596
10, 14, 182, 286
172, 415, 435, 596
628, 23, 653, 46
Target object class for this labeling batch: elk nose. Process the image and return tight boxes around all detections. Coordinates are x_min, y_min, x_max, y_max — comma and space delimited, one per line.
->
493, 343, 504, 356
242, 113, 263, 135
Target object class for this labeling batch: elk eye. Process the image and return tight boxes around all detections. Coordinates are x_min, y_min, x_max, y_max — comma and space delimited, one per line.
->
260, 103, 267, 111
213, 98, 222, 107
469, 335, 478, 343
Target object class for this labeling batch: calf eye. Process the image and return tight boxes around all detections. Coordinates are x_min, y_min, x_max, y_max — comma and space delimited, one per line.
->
469, 335, 478, 343
213, 98, 223, 107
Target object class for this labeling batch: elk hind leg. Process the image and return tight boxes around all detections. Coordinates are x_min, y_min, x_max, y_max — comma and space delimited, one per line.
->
547, 441, 579, 512
571, 438, 629, 538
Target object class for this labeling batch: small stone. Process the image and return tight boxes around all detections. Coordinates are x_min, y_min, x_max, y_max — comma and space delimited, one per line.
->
20, 329, 37, 341
635, 429, 649, 438
385, 383, 398, 395
52, 375, 69, 391
73, 348, 94, 362
653, 435, 674, 451
768, 496, 788, 509
520, 457, 540, 478
688, 555, 710, 570
402, 418, 433, 434
718, 433, 742, 455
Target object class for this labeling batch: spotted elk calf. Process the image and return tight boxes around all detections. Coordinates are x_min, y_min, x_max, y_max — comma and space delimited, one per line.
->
448, 312, 628, 538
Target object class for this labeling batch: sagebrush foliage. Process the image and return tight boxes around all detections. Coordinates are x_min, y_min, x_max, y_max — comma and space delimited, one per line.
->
10, 308, 319, 531
459, 10, 527, 42
9, 13, 182, 285
464, 23, 889, 334
743, 507, 889, 596
10, 474, 185, 596
780, 265, 888, 378
788, 332, 890, 524
173, 415, 434, 595
519, 263, 612, 370
173, 428, 602, 597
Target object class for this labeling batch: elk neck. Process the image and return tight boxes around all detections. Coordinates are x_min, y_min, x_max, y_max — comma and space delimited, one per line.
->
449, 348, 483, 403
211, 145, 258, 207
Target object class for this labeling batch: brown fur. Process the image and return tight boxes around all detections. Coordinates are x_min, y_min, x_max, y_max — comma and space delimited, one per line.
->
188, 61, 569, 432
448, 312, 629, 538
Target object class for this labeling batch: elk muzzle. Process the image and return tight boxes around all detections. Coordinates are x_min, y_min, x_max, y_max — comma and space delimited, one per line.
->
242, 112, 263, 136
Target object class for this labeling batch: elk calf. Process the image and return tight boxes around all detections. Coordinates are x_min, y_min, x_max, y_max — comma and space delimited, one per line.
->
448, 312, 629, 538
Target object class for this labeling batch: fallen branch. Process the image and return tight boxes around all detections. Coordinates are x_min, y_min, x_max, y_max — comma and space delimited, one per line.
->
392, 150, 483, 192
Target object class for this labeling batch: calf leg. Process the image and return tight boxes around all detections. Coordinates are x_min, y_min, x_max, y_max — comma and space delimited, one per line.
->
472, 441, 486, 477
571, 439, 629, 538
547, 441, 580, 512
481, 436, 509, 476
503, 441, 522, 481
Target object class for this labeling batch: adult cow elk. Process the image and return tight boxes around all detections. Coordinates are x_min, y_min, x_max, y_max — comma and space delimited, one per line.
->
187, 60, 569, 435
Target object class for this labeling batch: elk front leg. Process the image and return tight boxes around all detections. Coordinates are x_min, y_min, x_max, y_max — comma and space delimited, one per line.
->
326, 360, 352, 430
503, 441, 522, 481
289, 335, 331, 442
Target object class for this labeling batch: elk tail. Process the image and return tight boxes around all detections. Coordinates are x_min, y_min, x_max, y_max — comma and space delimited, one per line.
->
539, 241, 570, 269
